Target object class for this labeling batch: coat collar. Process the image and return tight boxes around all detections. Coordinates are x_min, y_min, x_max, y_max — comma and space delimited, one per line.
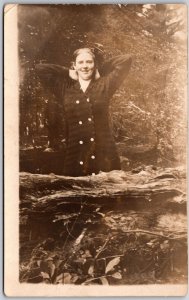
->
73, 79, 93, 96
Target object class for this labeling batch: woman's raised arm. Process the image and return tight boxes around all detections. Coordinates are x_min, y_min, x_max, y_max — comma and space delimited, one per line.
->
36, 63, 69, 81
35, 63, 71, 97
100, 54, 132, 98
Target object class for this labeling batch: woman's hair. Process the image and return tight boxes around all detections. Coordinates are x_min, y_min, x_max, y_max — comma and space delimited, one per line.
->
71, 47, 103, 79
73, 48, 96, 62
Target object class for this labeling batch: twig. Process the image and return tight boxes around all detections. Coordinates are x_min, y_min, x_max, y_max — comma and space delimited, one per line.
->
97, 254, 124, 261
65, 222, 77, 240
95, 237, 110, 259
122, 229, 187, 240
138, 260, 154, 274
129, 101, 150, 115
62, 202, 84, 250
73, 228, 87, 247
82, 274, 112, 285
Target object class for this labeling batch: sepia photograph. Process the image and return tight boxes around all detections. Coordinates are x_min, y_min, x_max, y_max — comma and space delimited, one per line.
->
4, 3, 187, 296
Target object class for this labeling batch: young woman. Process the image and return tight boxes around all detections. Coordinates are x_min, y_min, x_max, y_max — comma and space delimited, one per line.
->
36, 48, 132, 176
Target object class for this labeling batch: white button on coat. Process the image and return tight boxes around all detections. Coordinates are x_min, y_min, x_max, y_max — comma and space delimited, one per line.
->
76, 100, 80, 104
90, 138, 94, 141
79, 141, 83, 144
87, 98, 90, 102
80, 161, 83, 165
79, 121, 82, 125
91, 155, 95, 159
88, 118, 92, 122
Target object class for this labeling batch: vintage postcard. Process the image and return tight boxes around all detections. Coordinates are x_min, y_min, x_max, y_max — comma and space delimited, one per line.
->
4, 3, 187, 296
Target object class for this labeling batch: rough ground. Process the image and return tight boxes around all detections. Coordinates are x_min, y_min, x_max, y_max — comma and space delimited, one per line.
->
19, 166, 187, 285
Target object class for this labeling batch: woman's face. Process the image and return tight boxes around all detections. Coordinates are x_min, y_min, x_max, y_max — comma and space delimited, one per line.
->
74, 52, 95, 81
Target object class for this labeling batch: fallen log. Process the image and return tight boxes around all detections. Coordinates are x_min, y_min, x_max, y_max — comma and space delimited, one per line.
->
19, 166, 187, 284
20, 166, 186, 210
19, 166, 187, 240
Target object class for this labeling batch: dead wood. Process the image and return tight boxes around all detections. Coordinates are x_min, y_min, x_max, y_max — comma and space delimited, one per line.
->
20, 166, 186, 208
19, 166, 187, 244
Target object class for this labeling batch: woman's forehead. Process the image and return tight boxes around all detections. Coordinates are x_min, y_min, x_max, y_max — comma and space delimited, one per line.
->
75, 51, 94, 62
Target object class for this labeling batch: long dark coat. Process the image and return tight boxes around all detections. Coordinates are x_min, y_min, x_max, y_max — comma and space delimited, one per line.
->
36, 55, 132, 176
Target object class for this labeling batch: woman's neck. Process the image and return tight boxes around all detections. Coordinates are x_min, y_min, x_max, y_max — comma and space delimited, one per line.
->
79, 78, 91, 92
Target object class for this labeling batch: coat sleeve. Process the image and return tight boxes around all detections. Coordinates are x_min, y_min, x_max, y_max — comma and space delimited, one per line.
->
35, 63, 70, 96
100, 55, 132, 98
35, 64, 70, 148
36, 63, 69, 79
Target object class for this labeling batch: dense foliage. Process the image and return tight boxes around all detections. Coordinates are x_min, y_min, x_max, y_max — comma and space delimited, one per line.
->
18, 5, 187, 287
19, 4, 187, 168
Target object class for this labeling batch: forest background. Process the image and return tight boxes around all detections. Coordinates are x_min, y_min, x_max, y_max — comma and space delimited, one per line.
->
18, 4, 188, 286
19, 4, 187, 172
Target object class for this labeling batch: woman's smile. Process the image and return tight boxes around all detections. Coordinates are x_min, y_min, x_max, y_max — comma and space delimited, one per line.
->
74, 52, 95, 80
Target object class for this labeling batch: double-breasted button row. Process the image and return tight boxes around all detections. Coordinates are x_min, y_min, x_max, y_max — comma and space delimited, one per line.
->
75, 98, 90, 104
79, 155, 95, 165
78, 118, 92, 124
76, 98, 92, 126
78, 138, 94, 144
76, 97, 95, 166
